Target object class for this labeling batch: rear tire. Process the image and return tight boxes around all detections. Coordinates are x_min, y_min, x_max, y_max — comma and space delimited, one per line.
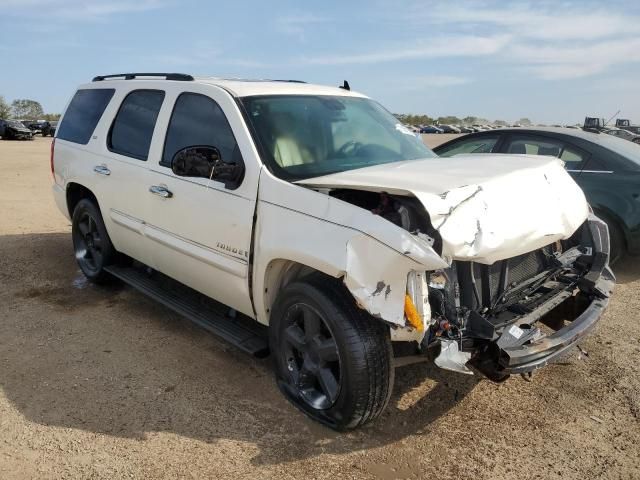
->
71, 199, 116, 283
270, 275, 394, 430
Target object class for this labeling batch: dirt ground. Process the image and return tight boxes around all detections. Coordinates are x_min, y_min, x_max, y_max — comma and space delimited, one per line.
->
0, 135, 638, 479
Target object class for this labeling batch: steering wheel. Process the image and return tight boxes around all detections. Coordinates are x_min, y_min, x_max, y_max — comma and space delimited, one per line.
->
336, 140, 363, 158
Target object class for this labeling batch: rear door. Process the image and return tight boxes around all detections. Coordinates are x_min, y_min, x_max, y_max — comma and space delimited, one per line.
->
143, 85, 258, 317
95, 88, 165, 267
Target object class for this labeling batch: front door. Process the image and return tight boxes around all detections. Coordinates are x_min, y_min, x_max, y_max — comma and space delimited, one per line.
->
143, 88, 257, 317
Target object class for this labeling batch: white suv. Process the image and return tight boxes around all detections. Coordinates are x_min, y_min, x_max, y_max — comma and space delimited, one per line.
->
52, 73, 614, 430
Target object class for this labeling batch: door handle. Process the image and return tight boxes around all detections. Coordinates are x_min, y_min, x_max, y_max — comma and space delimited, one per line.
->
149, 185, 173, 198
93, 165, 111, 176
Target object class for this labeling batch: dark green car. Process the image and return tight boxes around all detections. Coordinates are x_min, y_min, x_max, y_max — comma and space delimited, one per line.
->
434, 127, 640, 263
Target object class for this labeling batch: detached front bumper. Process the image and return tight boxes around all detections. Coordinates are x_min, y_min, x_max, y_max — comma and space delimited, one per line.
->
497, 266, 614, 374
458, 214, 615, 379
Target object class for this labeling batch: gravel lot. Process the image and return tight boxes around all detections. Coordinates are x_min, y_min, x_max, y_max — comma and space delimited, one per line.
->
0, 136, 638, 479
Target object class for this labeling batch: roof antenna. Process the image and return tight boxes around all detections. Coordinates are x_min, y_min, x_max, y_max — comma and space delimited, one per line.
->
339, 80, 350, 91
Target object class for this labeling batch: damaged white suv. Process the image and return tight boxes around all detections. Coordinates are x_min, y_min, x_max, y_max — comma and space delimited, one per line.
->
52, 73, 615, 430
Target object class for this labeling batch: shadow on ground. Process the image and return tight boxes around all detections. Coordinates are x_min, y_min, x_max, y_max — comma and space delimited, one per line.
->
1, 232, 638, 466
612, 253, 640, 285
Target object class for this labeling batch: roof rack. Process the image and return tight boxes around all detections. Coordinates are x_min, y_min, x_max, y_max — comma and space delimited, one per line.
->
92, 73, 194, 82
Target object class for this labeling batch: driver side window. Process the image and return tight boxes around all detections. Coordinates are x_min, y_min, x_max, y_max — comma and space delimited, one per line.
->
161, 92, 242, 169
437, 136, 499, 157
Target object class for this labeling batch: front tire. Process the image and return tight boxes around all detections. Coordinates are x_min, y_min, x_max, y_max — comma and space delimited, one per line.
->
270, 276, 394, 430
71, 199, 116, 283
607, 221, 625, 265
595, 211, 625, 265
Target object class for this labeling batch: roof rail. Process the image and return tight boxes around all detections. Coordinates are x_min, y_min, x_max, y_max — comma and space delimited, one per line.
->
92, 73, 194, 82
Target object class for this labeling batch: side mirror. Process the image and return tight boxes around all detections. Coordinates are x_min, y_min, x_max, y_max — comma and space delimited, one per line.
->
171, 146, 219, 178
171, 146, 244, 188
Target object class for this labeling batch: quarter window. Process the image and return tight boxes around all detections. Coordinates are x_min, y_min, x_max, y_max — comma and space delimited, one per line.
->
57, 89, 115, 144
559, 147, 586, 166
108, 90, 165, 161
161, 93, 241, 169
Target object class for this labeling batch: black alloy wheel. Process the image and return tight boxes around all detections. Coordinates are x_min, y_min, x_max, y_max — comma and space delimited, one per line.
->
71, 199, 115, 283
281, 302, 341, 410
75, 211, 104, 274
270, 277, 394, 430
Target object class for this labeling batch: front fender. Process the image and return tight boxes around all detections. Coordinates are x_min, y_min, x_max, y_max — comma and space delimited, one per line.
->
253, 172, 447, 325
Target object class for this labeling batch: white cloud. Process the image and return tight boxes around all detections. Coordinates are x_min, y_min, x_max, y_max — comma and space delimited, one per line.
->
511, 38, 640, 79
425, 3, 640, 41
276, 13, 329, 36
147, 45, 267, 70
382, 0, 640, 80
300, 34, 511, 65
398, 75, 472, 89
0, 0, 166, 20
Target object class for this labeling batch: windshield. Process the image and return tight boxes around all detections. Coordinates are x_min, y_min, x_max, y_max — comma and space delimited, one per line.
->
241, 95, 436, 180
8, 121, 25, 128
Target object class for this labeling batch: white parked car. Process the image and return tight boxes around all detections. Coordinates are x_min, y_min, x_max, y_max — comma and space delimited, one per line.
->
51, 73, 614, 430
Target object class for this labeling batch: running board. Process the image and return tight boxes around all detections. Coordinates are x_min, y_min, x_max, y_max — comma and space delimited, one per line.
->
105, 264, 269, 358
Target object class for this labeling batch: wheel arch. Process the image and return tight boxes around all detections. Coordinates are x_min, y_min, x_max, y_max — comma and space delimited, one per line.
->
259, 258, 344, 325
66, 182, 100, 218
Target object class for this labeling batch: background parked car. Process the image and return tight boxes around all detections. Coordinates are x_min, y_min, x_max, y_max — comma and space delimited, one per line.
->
603, 127, 640, 144
20, 120, 41, 135
615, 119, 640, 135
433, 127, 640, 263
420, 125, 443, 134
437, 124, 461, 133
19, 120, 54, 136
0, 119, 34, 140
403, 124, 421, 134
35, 120, 54, 136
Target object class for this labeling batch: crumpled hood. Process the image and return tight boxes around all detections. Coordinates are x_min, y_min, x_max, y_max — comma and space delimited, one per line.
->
296, 154, 589, 264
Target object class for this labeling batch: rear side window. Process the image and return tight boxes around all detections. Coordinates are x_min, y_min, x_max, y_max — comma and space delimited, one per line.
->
506, 137, 563, 156
57, 89, 115, 144
437, 135, 499, 157
108, 90, 165, 161
505, 135, 591, 170
161, 92, 241, 168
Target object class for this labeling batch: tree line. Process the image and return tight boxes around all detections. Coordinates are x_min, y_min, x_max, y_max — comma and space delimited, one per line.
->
0, 96, 60, 121
395, 113, 532, 127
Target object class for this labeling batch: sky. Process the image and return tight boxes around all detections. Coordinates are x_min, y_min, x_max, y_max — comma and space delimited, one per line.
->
1, 0, 640, 124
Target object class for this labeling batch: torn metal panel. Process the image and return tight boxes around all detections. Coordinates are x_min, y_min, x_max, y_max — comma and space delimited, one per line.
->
344, 234, 423, 325
297, 154, 589, 264
434, 340, 473, 374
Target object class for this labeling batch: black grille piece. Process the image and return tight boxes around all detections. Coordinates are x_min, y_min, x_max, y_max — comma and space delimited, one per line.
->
457, 245, 554, 312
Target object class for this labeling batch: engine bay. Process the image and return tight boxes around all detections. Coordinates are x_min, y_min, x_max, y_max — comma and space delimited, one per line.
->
329, 188, 443, 254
